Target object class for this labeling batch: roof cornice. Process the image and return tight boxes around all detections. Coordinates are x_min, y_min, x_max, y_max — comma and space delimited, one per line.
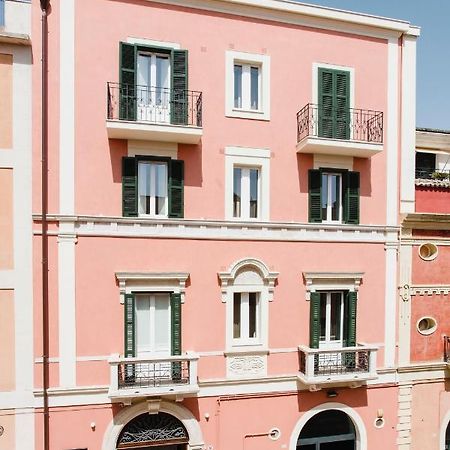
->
138, 0, 420, 39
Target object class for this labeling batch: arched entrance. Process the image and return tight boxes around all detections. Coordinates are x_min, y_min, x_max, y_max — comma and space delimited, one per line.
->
445, 421, 450, 450
297, 410, 356, 450
116, 412, 189, 450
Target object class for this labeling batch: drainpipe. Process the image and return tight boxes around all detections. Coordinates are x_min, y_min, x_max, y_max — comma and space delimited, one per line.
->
40, 1, 50, 449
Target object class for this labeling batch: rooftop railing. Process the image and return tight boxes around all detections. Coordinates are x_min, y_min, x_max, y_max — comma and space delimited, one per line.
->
296, 103, 383, 144
415, 167, 450, 181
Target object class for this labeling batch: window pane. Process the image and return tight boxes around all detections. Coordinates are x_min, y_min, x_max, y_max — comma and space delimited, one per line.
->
331, 174, 341, 221
319, 293, 327, 341
233, 293, 241, 339
234, 65, 242, 108
154, 295, 170, 350
249, 169, 259, 218
233, 167, 242, 218
250, 66, 259, 110
248, 293, 258, 338
321, 173, 328, 220
330, 292, 342, 341
154, 163, 167, 215
138, 162, 152, 215
155, 56, 169, 106
136, 296, 151, 353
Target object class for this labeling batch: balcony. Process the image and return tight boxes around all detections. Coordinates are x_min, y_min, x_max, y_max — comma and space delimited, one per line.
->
109, 353, 199, 401
296, 103, 383, 158
106, 83, 203, 144
298, 344, 378, 390
416, 167, 450, 182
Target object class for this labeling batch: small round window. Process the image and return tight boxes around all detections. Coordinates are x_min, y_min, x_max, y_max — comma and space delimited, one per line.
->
417, 317, 437, 335
418, 243, 438, 261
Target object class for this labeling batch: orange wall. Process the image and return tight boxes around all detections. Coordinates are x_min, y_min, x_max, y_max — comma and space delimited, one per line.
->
415, 186, 450, 214
0, 290, 15, 391
0, 169, 13, 270
0, 54, 13, 149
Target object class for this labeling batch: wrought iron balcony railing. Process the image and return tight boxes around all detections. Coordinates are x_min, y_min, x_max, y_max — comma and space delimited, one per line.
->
415, 167, 450, 181
298, 344, 378, 386
296, 103, 383, 144
109, 353, 199, 399
444, 336, 450, 363
107, 82, 202, 127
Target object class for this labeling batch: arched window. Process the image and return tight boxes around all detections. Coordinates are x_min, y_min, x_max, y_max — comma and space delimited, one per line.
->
297, 410, 356, 450
117, 412, 189, 449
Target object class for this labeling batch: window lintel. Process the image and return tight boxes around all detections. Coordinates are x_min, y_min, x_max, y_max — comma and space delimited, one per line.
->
303, 272, 364, 300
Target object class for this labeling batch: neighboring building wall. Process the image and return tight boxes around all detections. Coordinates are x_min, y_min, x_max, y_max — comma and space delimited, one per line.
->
0, 1, 33, 450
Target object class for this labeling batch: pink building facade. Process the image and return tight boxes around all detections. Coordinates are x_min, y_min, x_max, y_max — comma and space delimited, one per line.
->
398, 129, 450, 450
0, 0, 427, 449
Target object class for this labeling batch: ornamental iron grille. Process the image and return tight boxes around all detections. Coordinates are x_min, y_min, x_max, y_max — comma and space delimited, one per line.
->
117, 412, 189, 448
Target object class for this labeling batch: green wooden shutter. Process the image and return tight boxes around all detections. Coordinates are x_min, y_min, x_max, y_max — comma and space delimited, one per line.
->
345, 291, 357, 347
308, 169, 322, 223
122, 157, 138, 217
171, 49, 188, 125
334, 71, 350, 139
318, 68, 350, 140
343, 171, 360, 224
168, 160, 184, 218
124, 293, 136, 358
318, 68, 334, 138
309, 292, 321, 349
171, 293, 182, 379
119, 42, 137, 121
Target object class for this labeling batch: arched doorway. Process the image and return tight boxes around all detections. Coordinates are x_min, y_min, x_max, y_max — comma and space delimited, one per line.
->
116, 412, 189, 450
297, 410, 356, 450
445, 421, 450, 450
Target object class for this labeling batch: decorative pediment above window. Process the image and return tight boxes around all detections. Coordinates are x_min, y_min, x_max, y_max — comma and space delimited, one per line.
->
303, 272, 364, 300
218, 258, 279, 302
115, 272, 189, 304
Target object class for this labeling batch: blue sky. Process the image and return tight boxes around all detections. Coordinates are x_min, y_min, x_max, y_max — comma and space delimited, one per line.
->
297, 0, 449, 130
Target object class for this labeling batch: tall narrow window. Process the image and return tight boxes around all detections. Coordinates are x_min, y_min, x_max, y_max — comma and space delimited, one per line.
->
233, 167, 260, 219
319, 292, 344, 349
233, 292, 260, 343
321, 173, 342, 222
138, 161, 168, 217
233, 63, 260, 111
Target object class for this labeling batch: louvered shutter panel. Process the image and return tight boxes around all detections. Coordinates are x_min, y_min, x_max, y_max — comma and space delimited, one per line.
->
344, 171, 360, 224
308, 169, 322, 223
119, 42, 136, 121
309, 292, 321, 349
171, 50, 188, 125
171, 293, 182, 379
124, 293, 136, 381
318, 68, 334, 138
122, 157, 138, 217
334, 71, 350, 139
345, 291, 357, 347
168, 160, 184, 218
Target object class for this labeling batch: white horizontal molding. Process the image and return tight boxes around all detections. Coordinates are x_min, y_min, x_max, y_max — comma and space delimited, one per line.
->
116, 271, 189, 303
127, 37, 181, 49
33, 215, 400, 244
303, 272, 364, 299
410, 285, 450, 296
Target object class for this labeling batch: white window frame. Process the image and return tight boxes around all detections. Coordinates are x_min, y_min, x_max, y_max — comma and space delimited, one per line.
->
232, 166, 261, 220
226, 51, 270, 120
232, 291, 261, 346
321, 171, 343, 224
225, 146, 270, 221
219, 258, 278, 353
137, 160, 169, 218
233, 62, 261, 111
318, 291, 345, 348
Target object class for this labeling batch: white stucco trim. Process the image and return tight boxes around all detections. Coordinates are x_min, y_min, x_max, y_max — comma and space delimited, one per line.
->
398, 244, 412, 366
303, 272, 363, 300
384, 243, 398, 368
224, 146, 271, 221
102, 400, 204, 450
313, 154, 353, 171
289, 402, 367, 450
225, 50, 270, 120
127, 37, 181, 49
400, 36, 417, 214
386, 38, 399, 225
15, 408, 34, 450
58, 0, 77, 388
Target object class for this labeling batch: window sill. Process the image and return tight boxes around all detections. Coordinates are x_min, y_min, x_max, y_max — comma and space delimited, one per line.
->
225, 108, 270, 121
225, 346, 268, 356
